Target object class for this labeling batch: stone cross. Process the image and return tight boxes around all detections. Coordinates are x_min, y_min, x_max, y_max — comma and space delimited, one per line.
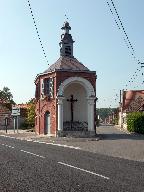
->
67, 94, 78, 122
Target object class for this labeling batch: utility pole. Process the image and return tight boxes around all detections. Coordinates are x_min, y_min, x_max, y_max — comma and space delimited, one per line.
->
119, 90, 123, 128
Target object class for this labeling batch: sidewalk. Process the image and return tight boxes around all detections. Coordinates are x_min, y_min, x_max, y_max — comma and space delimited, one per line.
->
0, 126, 144, 162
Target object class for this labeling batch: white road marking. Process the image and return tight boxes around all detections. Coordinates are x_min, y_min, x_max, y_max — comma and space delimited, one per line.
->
1, 143, 15, 149
20, 149, 45, 159
32, 140, 80, 149
0, 142, 45, 158
0, 135, 16, 139
0, 135, 7, 137
45, 142, 81, 150
33, 141, 45, 144
0, 135, 81, 150
26, 139, 32, 142
58, 161, 110, 180
9, 136, 16, 139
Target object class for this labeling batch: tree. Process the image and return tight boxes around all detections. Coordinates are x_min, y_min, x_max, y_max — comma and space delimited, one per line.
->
0, 86, 15, 104
96, 108, 117, 121
26, 98, 35, 127
0, 87, 15, 110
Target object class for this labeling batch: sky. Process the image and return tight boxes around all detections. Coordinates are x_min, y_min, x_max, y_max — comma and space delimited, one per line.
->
0, 0, 144, 108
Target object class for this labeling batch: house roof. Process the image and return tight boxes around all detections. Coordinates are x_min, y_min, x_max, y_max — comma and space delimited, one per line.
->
14, 104, 29, 109
122, 90, 144, 112
42, 56, 89, 73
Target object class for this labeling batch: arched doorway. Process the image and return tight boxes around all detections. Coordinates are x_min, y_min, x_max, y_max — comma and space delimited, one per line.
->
63, 83, 87, 130
57, 77, 96, 134
44, 111, 50, 135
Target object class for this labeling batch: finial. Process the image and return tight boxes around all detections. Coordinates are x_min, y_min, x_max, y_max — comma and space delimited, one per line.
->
61, 16, 71, 34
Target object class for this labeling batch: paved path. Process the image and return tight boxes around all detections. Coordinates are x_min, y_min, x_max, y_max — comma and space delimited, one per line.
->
96, 125, 144, 162
0, 134, 144, 191
0, 125, 144, 162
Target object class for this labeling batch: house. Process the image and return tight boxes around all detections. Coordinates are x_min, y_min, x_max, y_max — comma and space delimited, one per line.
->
119, 90, 144, 129
0, 99, 13, 130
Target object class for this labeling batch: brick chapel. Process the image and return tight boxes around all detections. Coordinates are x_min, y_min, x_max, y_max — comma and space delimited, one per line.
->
35, 21, 97, 137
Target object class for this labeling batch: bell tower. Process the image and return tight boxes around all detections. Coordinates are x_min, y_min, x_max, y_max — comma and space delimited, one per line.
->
59, 21, 75, 57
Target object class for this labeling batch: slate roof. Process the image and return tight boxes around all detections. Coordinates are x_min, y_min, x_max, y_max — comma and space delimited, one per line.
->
42, 56, 89, 73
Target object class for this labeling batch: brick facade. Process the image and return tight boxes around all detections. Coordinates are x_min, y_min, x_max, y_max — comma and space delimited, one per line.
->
35, 70, 96, 136
35, 21, 96, 136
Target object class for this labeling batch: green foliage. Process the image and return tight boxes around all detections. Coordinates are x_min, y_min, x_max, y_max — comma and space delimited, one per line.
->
26, 99, 35, 128
0, 87, 15, 104
127, 112, 144, 134
96, 108, 117, 121
20, 122, 29, 129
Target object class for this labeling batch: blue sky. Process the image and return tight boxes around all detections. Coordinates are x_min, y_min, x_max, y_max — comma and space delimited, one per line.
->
0, 0, 144, 107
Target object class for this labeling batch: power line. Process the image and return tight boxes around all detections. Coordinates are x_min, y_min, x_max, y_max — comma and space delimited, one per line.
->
107, 0, 143, 90
27, 0, 49, 65
110, 1, 134, 54
106, 1, 133, 59
107, 0, 139, 64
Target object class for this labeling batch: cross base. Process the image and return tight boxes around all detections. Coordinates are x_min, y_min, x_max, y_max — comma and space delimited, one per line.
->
57, 130, 96, 138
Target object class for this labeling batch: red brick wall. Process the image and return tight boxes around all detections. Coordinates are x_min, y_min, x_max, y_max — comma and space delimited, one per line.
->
35, 72, 57, 135
0, 104, 13, 129
55, 71, 96, 94
35, 70, 96, 135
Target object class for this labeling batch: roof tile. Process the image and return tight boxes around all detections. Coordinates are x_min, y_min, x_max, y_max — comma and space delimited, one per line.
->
43, 56, 89, 73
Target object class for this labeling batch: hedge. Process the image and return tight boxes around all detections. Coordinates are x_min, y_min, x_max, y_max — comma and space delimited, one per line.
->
127, 112, 144, 134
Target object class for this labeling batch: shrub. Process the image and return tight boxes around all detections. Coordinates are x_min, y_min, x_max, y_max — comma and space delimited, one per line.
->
20, 121, 35, 131
26, 102, 35, 128
127, 112, 144, 134
20, 122, 29, 129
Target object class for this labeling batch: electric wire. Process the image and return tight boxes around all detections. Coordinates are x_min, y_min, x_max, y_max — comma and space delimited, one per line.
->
107, 0, 143, 92
27, 0, 49, 65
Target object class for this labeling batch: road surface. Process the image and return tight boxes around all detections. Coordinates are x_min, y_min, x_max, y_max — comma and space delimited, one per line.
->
0, 134, 144, 191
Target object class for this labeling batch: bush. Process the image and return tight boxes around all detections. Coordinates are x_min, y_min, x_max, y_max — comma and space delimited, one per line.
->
127, 112, 144, 134
20, 122, 29, 129
20, 121, 35, 130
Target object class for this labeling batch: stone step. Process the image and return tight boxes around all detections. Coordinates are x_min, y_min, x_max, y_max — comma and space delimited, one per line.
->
58, 130, 96, 138
63, 121, 88, 131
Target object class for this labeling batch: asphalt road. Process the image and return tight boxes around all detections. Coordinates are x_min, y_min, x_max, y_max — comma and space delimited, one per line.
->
0, 135, 144, 192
